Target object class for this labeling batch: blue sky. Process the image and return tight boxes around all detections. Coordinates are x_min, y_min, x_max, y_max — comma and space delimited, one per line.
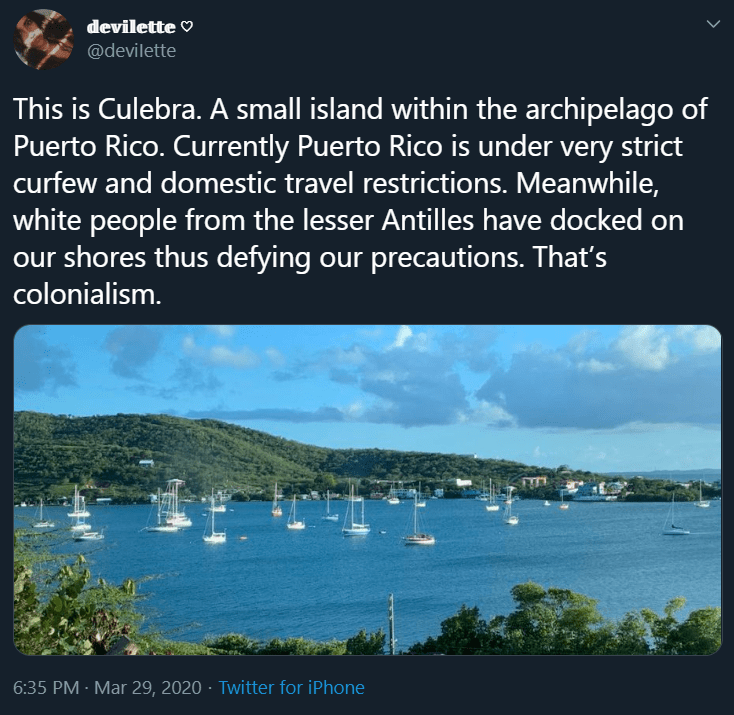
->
14, 325, 721, 473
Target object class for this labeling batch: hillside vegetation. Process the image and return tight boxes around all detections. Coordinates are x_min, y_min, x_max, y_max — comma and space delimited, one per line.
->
15, 411, 718, 505
15, 411, 571, 503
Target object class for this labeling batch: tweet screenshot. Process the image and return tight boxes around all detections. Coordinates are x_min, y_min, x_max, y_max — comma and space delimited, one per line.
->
10, 0, 725, 704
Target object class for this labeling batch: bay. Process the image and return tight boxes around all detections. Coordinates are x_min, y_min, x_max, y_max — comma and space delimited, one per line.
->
15, 497, 721, 651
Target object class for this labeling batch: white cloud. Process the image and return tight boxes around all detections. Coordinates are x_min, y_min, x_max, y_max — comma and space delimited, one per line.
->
577, 358, 617, 373
565, 329, 600, 355
613, 325, 672, 370
344, 401, 364, 419
465, 400, 517, 427
389, 325, 413, 349
387, 325, 429, 351
182, 336, 259, 369
675, 325, 721, 352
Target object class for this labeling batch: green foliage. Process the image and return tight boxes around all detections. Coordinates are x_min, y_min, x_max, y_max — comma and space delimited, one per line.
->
204, 629, 385, 655
18, 411, 710, 506
641, 599, 721, 654
345, 628, 386, 655
407, 582, 720, 656
14, 529, 144, 655
13, 411, 542, 503
203, 633, 349, 655
407, 605, 489, 655
204, 633, 261, 654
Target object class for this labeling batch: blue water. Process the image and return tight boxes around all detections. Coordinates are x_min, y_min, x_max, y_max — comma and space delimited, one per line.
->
15, 498, 721, 650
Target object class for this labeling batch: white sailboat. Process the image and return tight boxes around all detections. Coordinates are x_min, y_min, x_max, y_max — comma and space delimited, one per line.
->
163, 478, 192, 528
74, 527, 104, 542
33, 499, 55, 528
386, 482, 400, 504
415, 482, 426, 508
342, 482, 370, 536
286, 495, 306, 530
146, 488, 180, 532
404, 491, 435, 545
72, 497, 103, 541
322, 489, 339, 521
503, 486, 519, 525
203, 495, 226, 542
67, 485, 90, 518
271, 482, 283, 516
543, 500, 551, 506
485, 479, 500, 511
70, 515, 91, 533
207, 489, 227, 513
695, 480, 710, 508
68, 487, 91, 533
559, 490, 569, 510
663, 493, 689, 535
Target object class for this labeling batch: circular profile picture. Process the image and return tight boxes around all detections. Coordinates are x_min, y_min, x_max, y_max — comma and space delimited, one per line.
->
14, 9, 74, 69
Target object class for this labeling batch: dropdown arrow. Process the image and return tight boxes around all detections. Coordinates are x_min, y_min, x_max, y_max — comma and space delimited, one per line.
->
707, 20, 720, 27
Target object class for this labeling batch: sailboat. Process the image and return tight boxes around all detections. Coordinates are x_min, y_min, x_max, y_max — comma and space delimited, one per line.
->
543, 500, 551, 506
271, 482, 283, 516
415, 482, 426, 508
404, 491, 435, 545
68, 487, 91, 533
503, 486, 519, 525
559, 490, 569, 510
67, 485, 90, 518
163, 478, 192, 528
322, 489, 339, 521
146, 488, 180, 532
203, 494, 226, 542
695, 480, 710, 508
485, 479, 500, 511
74, 526, 104, 542
33, 499, 55, 528
386, 482, 400, 504
342, 482, 370, 535
72, 495, 104, 541
286, 495, 306, 530
663, 493, 690, 535
207, 489, 227, 513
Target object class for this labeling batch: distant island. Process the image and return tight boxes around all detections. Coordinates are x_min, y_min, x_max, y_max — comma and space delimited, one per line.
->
13, 411, 721, 505
604, 469, 721, 480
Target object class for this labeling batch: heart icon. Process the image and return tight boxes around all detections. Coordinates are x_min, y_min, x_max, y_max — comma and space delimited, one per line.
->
181, 21, 193, 32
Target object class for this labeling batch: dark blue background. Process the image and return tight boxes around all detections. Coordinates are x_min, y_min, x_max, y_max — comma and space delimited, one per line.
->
9, 0, 728, 706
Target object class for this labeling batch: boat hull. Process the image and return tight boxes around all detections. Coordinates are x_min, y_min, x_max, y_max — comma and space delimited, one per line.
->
74, 532, 104, 541
343, 526, 370, 536
147, 525, 179, 533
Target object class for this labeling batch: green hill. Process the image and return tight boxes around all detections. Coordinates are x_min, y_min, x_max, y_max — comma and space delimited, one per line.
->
14, 411, 570, 504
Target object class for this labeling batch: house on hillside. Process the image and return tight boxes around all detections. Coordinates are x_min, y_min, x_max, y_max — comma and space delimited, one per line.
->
139, 459, 154, 467
521, 476, 547, 488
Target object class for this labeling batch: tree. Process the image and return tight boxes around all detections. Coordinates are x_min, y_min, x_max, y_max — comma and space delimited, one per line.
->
642, 598, 721, 655
407, 605, 488, 655
345, 628, 386, 655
